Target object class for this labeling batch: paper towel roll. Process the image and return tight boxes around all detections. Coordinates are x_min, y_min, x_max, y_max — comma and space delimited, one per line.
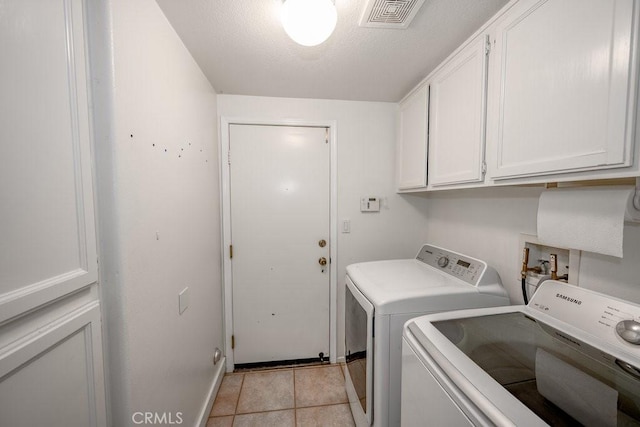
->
536, 348, 618, 427
537, 186, 640, 258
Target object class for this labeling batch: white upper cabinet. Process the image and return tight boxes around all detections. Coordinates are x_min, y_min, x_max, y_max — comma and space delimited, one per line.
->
398, 84, 429, 190
428, 35, 490, 187
487, 0, 637, 180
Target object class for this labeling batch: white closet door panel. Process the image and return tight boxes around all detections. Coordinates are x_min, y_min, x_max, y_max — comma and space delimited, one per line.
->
489, 0, 636, 179
398, 85, 429, 189
0, 0, 97, 323
428, 36, 488, 186
0, 303, 106, 427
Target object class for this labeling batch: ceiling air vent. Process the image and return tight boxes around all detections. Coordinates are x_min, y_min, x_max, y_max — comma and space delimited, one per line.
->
359, 0, 426, 29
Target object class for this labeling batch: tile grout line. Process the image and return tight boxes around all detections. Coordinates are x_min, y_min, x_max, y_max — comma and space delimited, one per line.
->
231, 402, 350, 417
293, 368, 297, 426
234, 373, 245, 414
232, 373, 245, 425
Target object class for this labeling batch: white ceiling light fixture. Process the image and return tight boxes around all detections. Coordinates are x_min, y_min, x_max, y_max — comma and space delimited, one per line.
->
281, 0, 337, 47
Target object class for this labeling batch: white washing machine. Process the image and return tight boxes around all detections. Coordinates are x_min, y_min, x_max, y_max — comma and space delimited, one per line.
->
344, 244, 511, 426
402, 280, 640, 426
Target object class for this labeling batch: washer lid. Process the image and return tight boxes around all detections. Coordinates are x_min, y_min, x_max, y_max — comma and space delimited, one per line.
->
346, 259, 508, 314
404, 282, 640, 426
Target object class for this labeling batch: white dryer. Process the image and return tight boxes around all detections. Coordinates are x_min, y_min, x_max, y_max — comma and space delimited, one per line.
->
402, 280, 640, 426
344, 244, 511, 426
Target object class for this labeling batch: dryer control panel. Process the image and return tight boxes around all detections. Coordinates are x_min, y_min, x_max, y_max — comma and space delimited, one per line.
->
416, 245, 487, 286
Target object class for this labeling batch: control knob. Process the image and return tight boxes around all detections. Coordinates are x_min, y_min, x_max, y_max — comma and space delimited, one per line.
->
616, 320, 640, 345
437, 256, 449, 268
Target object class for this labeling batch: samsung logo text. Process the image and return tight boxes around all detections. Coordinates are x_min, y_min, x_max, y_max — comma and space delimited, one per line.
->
556, 293, 582, 305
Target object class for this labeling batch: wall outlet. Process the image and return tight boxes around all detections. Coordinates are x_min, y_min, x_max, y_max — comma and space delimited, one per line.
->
179, 287, 189, 315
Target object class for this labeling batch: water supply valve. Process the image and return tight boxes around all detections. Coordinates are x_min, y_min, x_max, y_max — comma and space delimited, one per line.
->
521, 247, 542, 278
550, 253, 558, 280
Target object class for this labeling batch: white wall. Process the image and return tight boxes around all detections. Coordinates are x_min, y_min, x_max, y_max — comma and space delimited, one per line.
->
92, 0, 224, 425
217, 94, 640, 364
217, 95, 431, 358
421, 186, 640, 305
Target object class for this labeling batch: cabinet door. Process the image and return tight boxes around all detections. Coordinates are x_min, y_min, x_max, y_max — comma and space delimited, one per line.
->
0, 0, 106, 425
428, 35, 489, 186
487, 0, 637, 180
0, 0, 98, 322
398, 85, 429, 190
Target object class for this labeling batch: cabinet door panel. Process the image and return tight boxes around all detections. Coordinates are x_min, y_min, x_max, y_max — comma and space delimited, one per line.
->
398, 85, 429, 190
428, 36, 488, 186
489, 0, 636, 179
0, 304, 106, 427
0, 0, 97, 323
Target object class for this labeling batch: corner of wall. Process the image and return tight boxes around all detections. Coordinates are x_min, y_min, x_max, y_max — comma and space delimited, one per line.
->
97, 0, 224, 424
85, 0, 133, 424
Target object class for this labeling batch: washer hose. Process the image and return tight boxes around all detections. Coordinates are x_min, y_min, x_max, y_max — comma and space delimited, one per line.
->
521, 277, 528, 305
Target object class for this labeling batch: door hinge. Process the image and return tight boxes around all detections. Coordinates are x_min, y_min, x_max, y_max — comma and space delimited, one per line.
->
325, 128, 329, 144
481, 162, 487, 175
230, 244, 233, 259
485, 35, 491, 55
228, 150, 231, 165
231, 335, 235, 349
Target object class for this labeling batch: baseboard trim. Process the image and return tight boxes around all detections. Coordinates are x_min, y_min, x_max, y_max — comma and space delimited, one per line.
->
196, 356, 226, 427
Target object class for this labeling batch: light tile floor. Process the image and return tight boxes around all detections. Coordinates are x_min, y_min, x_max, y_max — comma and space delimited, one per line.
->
207, 364, 355, 427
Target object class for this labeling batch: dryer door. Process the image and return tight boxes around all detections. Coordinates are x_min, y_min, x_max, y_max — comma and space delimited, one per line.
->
345, 276, 374, 425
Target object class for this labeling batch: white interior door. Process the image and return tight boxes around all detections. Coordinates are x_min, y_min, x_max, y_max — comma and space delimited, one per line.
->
230, 124, 330, 365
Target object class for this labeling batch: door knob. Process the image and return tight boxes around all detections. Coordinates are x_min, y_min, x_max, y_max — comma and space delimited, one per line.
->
319, 257, 327, 266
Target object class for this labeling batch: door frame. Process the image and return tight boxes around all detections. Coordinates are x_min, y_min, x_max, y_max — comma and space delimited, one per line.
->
219, 117, 338, 372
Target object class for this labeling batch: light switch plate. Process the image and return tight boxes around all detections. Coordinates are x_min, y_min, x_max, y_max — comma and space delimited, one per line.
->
179, 287, 189, 315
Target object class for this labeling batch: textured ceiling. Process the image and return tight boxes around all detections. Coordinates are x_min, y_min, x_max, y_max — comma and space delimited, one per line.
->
155, 0, 509, 102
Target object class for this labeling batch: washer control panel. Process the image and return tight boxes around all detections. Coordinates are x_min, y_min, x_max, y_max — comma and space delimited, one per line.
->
416, 245, 486, 286
530, 280, 640, 350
